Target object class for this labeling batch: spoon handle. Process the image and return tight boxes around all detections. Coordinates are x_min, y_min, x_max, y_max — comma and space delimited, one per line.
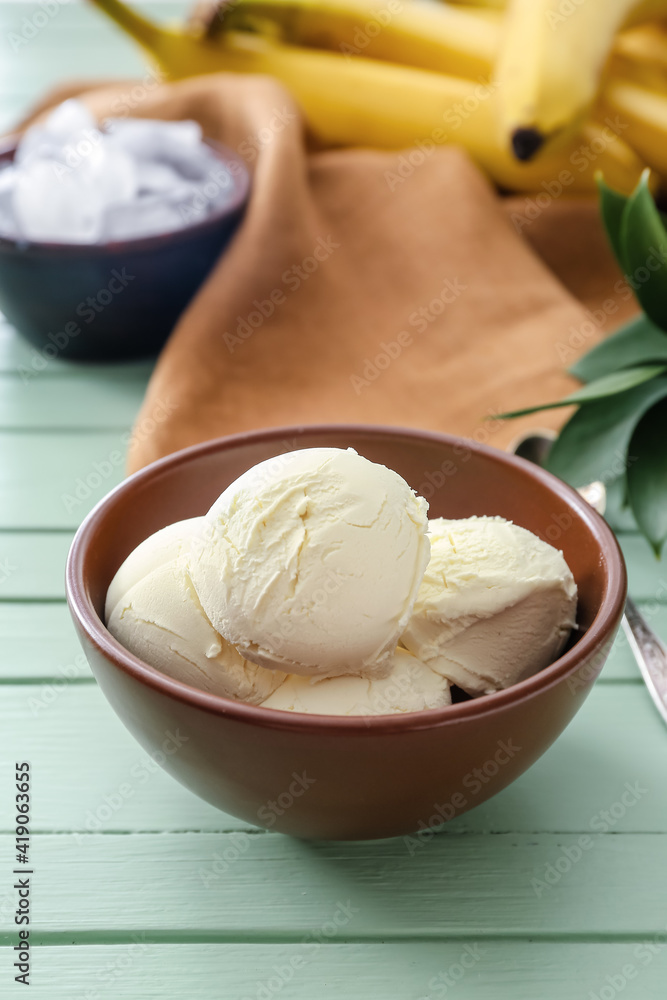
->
622, 598, 667, 727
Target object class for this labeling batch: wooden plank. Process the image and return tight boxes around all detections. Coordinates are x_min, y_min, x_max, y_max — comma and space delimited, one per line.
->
0, 602, 83, 675
0, 2, 184, 67
1, 598, 659, 682
0, 683, 665, 835
619, 534, 667, 601
0, 322, 153, 383
601, 602, 667, 680
0, 602, 89, 681
0, 374, 149, 428
0, 431, 131, 525
1, 829, 667, 941
0, 0, 189, 116
2, 942, 667, 999
0, 322, 50, 373
0, 532, 72, 599
0, 433, 127, 529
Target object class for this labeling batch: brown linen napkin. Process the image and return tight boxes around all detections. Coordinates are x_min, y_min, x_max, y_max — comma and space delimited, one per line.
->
21, 75, 638, 472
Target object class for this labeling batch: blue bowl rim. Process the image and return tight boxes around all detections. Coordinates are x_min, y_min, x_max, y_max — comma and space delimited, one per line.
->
0, 132, 250, 254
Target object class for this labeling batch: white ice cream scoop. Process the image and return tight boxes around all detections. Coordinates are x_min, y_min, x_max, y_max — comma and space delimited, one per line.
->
105, 517, 206, 621
105, 518, 284, 703
401, 516, 577, 695
188, 448, 431, 678
261, 647, 451, 715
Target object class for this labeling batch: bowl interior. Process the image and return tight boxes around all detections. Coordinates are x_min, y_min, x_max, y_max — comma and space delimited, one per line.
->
77, 426, 616, 653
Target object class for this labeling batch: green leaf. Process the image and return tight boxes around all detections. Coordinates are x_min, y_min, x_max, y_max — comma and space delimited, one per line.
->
620, 171, 667, 329
570, 315, 667, 383
603, 474, 638, 534
627, 397, 667, 556
596, 173, 630, 271
497, 365, 666, 420
546, 376, 667, 487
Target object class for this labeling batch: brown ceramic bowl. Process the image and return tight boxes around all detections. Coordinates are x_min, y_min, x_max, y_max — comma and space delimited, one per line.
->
66, 425, 626, 840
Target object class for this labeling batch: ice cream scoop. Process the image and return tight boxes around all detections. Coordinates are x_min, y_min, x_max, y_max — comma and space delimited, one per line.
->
106, 520, 284, 702
105, 517, 205, 620
188, 448, 431, 678
261, 647, 451, 715
401, 516, 577, 695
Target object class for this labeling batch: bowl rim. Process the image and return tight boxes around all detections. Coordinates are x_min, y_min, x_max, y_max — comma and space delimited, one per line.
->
66, 423, 627, 734
0, 134, 250, 253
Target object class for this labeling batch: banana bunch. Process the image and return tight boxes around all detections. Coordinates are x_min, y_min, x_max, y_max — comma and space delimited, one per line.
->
87, 0, 667, 194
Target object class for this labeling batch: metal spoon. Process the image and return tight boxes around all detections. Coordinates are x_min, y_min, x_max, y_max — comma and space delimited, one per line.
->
510, 431, 667, 726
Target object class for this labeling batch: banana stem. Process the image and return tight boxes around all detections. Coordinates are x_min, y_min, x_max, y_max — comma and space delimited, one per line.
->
86, 0, 165, 48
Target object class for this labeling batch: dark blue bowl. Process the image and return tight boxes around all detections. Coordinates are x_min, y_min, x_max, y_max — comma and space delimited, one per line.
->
0, 137, 249, 361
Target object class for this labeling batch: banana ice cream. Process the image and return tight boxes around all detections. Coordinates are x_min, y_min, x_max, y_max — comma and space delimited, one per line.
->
188, 448, 431, 678
105, 517, 285, 702
104, 450, 578, 716
400, 516, 577, 696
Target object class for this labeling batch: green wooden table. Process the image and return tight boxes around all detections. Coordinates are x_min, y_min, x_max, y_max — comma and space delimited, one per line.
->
2, 4, 667, 995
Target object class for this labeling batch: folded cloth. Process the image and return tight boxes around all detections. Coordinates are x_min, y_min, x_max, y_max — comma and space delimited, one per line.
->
21, 75, 638, 472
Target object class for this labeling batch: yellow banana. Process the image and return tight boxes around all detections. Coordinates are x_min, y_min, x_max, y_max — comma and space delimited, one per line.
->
613, 23, 667, 92
86, 0, 646, 194
601, 77, 667, 176
200, 0, 498, 80
185, 0, 667, 97
209, 0, 667, 177
443, 0, 507, 8
495, 0, 667, 161
615, 21, 667, 65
